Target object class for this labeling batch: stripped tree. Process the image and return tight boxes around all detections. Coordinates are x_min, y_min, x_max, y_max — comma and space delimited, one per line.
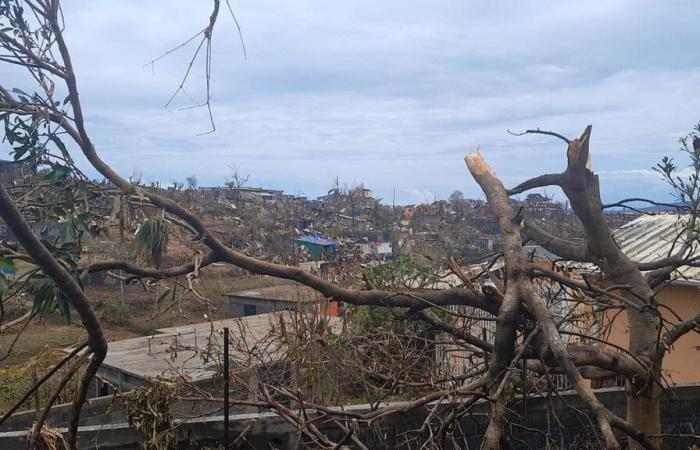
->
0, 1, 698, 449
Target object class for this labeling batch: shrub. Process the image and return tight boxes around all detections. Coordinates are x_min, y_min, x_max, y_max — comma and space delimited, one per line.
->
101, 299, 131, 327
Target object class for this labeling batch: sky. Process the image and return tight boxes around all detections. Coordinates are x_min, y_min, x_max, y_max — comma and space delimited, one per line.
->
2, 0, 700, 205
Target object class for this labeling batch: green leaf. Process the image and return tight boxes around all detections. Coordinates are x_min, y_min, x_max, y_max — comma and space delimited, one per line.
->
27, 275, 72, 323
29, 276, 56, 314
135, 217, 169, 267
13, 144, 29, 160
49, 135, 72, 162
56, 292, 72, 323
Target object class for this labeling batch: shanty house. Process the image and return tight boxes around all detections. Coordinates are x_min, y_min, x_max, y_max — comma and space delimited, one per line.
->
293, 234, 336, 260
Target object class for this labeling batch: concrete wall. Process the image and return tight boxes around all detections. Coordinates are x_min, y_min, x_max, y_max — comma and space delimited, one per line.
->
228, 297, 290, 318
0, 373, 262, 433
95, 364, 150, 395
2, 385, 699, 449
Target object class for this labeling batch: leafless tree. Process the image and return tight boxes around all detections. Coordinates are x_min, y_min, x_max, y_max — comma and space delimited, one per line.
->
225, 163, 250, 202
0, 2, 699, 449
185, 175, 198, 192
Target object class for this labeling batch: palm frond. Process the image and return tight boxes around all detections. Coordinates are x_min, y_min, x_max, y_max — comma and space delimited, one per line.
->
135, 217, 169, 267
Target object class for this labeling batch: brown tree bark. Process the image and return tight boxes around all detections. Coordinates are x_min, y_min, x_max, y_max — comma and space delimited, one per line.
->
502, 127, 664, 449
2, 2, 698, 448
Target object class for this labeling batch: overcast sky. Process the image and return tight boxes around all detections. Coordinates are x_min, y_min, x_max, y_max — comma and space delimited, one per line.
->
3, 1, 700, 204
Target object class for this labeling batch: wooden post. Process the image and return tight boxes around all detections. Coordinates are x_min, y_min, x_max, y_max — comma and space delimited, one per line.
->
32, 366, 39, 421
223, 327, 229, 448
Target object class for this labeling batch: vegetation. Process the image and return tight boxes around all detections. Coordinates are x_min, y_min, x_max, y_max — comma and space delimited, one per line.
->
134, 217, 169, 268
0, 2, 698, 450
121, 383, 188, 450
0, 346, 83, 415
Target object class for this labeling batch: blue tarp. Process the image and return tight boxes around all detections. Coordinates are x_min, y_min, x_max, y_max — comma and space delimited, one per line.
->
294, 234, 335, 247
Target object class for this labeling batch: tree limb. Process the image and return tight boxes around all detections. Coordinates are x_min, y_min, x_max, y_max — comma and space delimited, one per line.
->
662, 312, 700, 352
507, 128, 571, 144
507, 173, 563, 196
523, 219, 592, 262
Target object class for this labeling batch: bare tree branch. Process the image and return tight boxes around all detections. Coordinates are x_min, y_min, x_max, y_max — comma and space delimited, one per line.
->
507, 173, 563, 196
524, 219, 592, 262
507, 128, 571, 144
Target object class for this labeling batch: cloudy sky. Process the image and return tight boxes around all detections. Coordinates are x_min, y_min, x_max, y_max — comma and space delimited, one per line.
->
3, 1, 700, 204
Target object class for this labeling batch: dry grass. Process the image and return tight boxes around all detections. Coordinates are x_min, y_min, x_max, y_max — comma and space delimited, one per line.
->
85, 265, 293, 334
1, 265, 291, 363
0, 265, 292, 414
0, 322, 85, 368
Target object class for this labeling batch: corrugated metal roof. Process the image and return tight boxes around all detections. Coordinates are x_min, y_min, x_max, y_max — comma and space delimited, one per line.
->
93, 311, 341, 382
224, 284, 323, 303
590, 214, 700, 280
294, 234, 335, 247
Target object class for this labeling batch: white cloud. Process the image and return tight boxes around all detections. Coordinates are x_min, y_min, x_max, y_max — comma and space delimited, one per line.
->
404, 188, 439, 205
1, 0, 699, 204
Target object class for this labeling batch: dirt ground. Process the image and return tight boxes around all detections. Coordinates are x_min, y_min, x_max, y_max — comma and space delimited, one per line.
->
0, 264, 292, 368
0, 264, 295, 413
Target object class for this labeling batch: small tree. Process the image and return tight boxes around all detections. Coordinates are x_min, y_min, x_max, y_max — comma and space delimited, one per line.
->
224, 163, 249, 201
185, 175, 198, 191
449, 189, 466, 215
449, 190, 464, 204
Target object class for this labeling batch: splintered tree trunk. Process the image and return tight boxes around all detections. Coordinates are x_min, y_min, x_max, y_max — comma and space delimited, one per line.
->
482, 401, 511, 450
560, 128, 664, 449
627, 384, 661, 450
626, 308, 663, 450
498, 126, 670, 449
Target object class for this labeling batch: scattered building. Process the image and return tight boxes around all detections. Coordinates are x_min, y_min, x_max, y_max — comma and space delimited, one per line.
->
517, 193, 566, 220
198, 186, 293, 204
1, 220, 76, 244
0, 159, 31, 186
293, 234, 336, 260
356, 240, 393, 260
223, 284, 338, 318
